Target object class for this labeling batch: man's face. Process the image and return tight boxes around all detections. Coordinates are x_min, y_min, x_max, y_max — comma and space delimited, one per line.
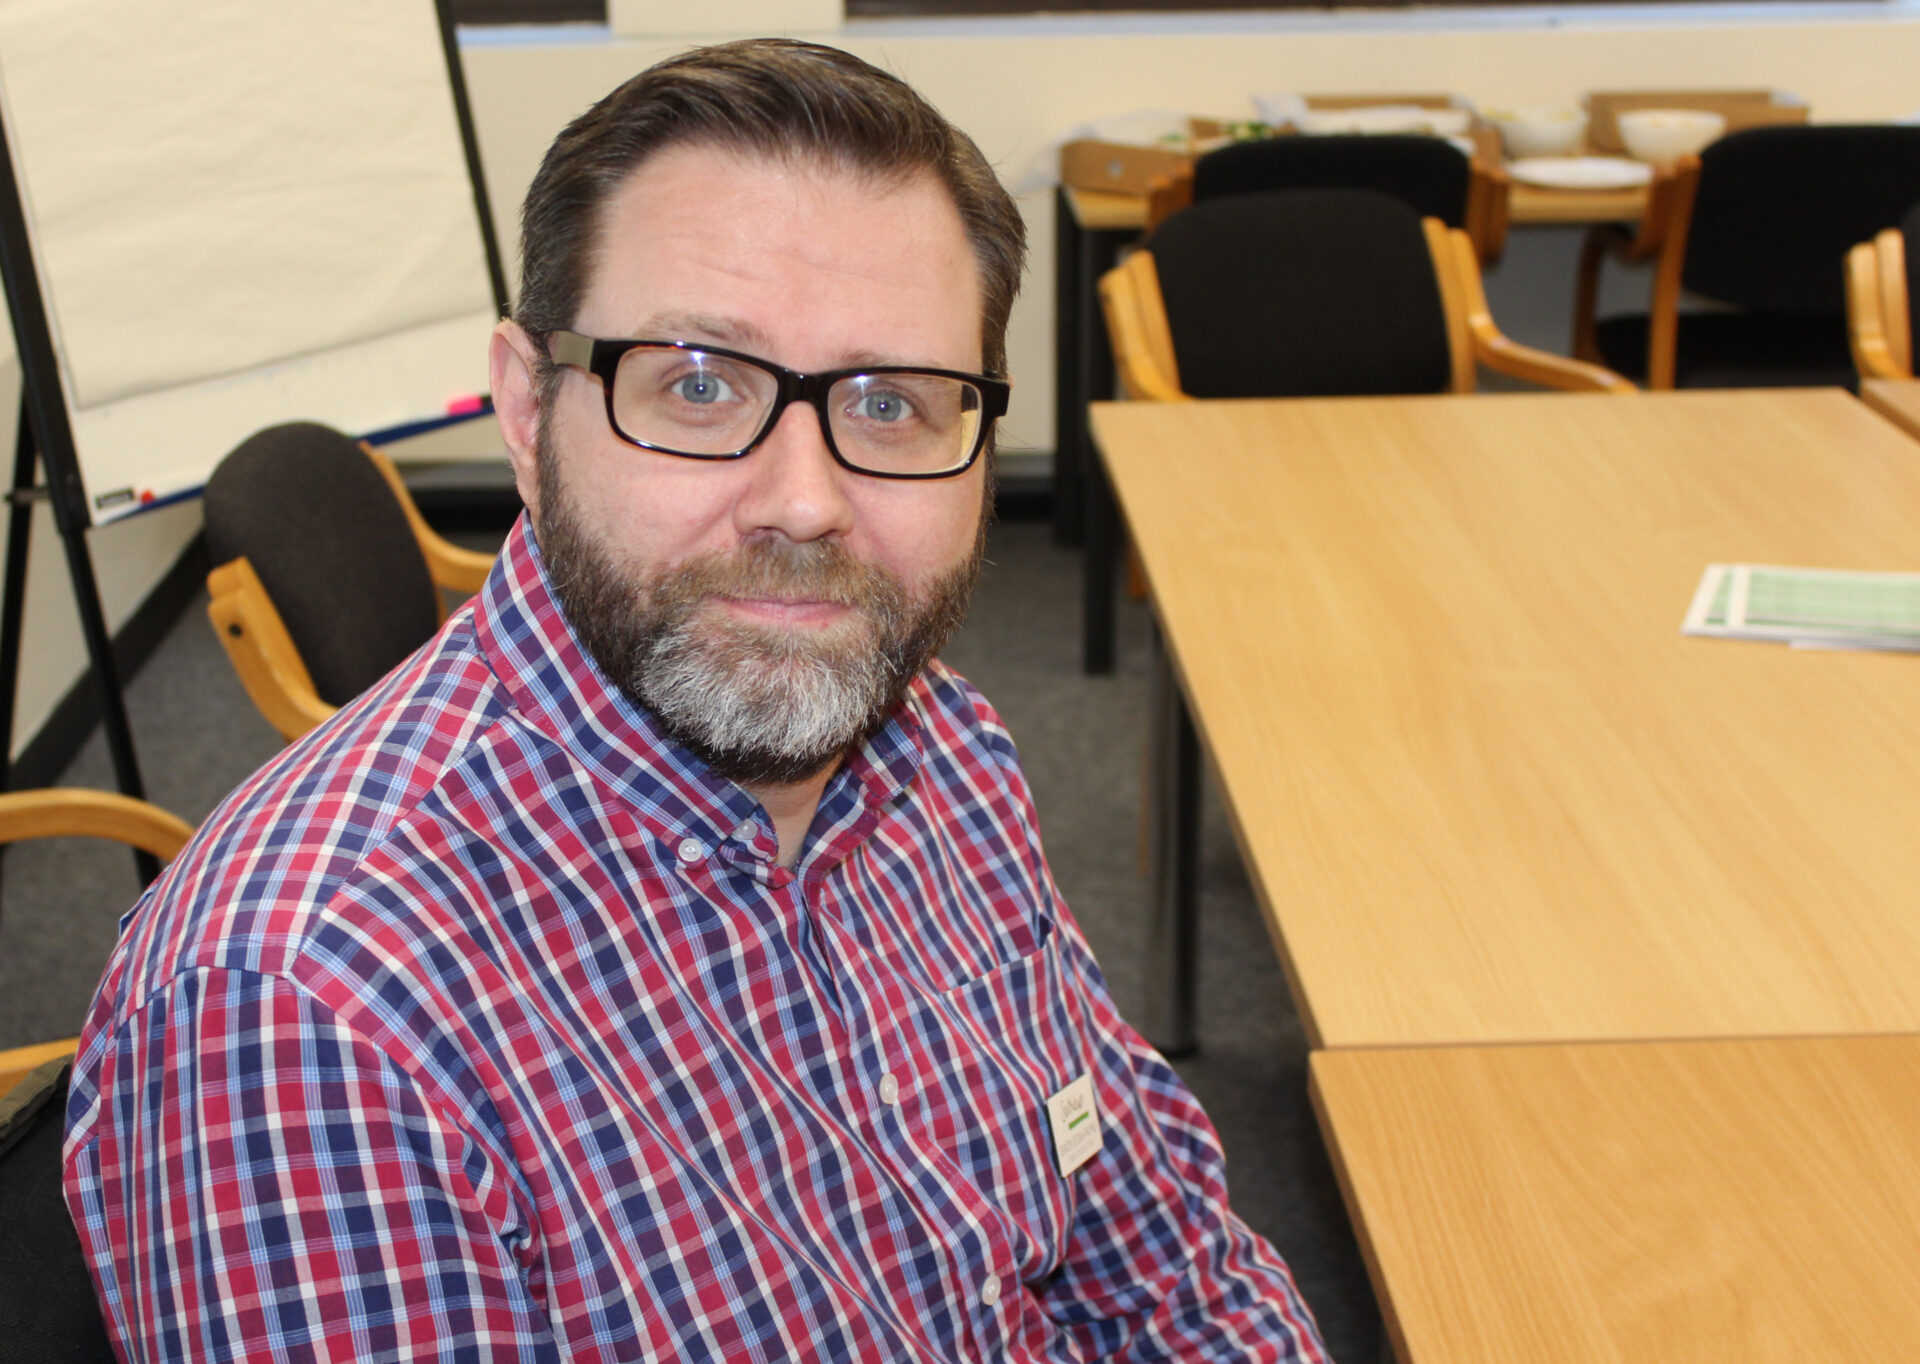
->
493, 143, 992, 787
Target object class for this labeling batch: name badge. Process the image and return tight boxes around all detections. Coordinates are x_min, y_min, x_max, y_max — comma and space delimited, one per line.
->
1045, 1074, 1102, 1177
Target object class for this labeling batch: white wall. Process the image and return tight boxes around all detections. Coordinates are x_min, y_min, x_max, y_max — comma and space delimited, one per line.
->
12, 5, 1920, 761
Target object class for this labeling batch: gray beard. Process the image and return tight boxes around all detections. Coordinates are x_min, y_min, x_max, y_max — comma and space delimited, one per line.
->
534, 433, 983, 788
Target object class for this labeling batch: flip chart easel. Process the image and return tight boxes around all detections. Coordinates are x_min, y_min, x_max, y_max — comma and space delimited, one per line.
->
0, 0, 507, 874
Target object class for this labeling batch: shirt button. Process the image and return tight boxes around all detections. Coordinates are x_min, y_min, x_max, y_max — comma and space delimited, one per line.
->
732, 819, 758, 843
878, 1072, 900, 1106
980, 1273, 1002, 1307
675, 836, 704, 865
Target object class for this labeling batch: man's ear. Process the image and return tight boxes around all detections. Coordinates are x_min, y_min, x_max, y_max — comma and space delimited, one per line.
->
491, 319, 546, 517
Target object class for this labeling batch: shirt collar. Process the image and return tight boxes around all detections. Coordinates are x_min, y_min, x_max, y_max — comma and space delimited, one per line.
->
471, 514, 927, 861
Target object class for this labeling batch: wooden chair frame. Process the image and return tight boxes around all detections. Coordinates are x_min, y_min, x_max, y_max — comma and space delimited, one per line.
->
207, 442, 495, 744
1569, 155, 1706, 389
1099, 216, 1636, 404
0, 789, 194, 1097
1847, 226, 1910, 380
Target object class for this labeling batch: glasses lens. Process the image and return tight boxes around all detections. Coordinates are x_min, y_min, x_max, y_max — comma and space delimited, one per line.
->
829, 373, 984, 476
610, 345, 778, 455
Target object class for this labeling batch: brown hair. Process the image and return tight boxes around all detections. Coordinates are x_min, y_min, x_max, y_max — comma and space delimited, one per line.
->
514, 38, 1025, 401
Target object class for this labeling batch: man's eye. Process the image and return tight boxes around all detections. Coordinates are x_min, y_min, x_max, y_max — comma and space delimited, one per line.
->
672, 371, 735, 404
851, 388, 916, 422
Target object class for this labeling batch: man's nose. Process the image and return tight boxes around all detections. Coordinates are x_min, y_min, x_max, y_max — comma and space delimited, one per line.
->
731, 398, 856, 543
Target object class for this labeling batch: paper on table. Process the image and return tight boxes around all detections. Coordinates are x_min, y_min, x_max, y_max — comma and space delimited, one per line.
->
1683, 564, 1920, 651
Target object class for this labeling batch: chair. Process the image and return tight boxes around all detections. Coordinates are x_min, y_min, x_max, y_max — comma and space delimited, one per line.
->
0, 788, 196, 1098
1145, 134, 1511, 263
203, 422, 495, 743
1101, 187, 1632, 404
0, 1057, 113, 1362
1846, 201, 1920, 380
1575, 125, 1920, 390
0, 789, 193, 1363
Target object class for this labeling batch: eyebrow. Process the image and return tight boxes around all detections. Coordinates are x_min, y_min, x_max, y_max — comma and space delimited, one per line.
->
628, 311, 937, 371
632, 311, 772, 351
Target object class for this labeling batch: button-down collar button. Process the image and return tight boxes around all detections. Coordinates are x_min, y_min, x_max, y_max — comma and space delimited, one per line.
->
732, 819, 758, 843
675, 836, 705, 865
878, 1072, 900, 1106
980, 1273, 1002, 1307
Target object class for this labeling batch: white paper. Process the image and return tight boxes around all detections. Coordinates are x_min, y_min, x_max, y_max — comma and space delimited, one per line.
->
0, 0, 493, 411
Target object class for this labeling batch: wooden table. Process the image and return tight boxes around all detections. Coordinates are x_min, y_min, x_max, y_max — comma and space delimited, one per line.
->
1063, 176, 1644, 673
1093, 389, 1920, 1050
1312, 1035, 1920, 1363
1860, 375, 1920, 442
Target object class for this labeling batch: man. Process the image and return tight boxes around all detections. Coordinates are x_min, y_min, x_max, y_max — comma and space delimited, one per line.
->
65, 39, 1328, 1362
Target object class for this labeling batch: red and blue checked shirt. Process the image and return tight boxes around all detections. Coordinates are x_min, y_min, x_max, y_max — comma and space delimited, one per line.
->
64, 516, 1328, 1363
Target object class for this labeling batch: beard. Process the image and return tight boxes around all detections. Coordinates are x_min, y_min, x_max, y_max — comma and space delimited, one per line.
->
532, 424, 986, 788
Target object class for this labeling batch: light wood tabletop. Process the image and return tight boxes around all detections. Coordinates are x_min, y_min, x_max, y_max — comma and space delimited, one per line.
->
1311, 1035, 1920, 1364
1093, 389, 1920, 1048
1859, 376, 1920, 443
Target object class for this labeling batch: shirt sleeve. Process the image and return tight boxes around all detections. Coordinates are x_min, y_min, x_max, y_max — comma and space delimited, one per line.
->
1031, 919, 1331, 1363
64, 965, 558, 1363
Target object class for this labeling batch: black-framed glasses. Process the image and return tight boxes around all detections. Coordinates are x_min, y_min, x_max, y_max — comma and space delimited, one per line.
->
548, 331, 1009, 480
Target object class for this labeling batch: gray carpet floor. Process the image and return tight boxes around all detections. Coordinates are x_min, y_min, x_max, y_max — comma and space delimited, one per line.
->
0, 514, 1380, 1361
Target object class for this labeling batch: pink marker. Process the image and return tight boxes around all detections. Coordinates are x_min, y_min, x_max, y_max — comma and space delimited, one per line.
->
446, 393, 485, 417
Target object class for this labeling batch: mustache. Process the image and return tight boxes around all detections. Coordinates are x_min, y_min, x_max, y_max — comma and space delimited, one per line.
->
650, 537, 907, 615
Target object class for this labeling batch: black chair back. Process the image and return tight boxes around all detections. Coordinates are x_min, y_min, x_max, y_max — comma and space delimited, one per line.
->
1685, 124, 1920, 315
1192, 134, 1472, 228
203, 422, 440, 708
0, 1061, 115, 1362
1146, 187, 1454, 399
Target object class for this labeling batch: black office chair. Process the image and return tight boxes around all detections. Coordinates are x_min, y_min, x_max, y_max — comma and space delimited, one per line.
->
0, 1060, 114, 1363
1150, 133, 1508, 262
0, 788, 194, 1364
1103, 187, 1627, 401
202, 422, 494, 742
1578, 124, 1920, 390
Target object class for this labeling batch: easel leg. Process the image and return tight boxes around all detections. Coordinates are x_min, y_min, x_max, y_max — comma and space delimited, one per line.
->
0, 401, 35, 792
0, 398, 157, 890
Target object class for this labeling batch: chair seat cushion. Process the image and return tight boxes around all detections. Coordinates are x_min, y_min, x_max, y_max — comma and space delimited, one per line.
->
0, 1060, 115, 1361
1595, 312, 1857, 390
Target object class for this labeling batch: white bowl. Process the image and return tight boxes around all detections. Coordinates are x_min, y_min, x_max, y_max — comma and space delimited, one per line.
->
1487, 108, 1588, 160
1617, 108, 1727, 164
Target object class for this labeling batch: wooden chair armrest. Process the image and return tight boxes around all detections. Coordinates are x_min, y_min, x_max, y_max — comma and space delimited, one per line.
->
1570, 158, 1699, 381
1875, 226, 1911, 377
1637, 157, 1701, 389
207, 557, 335, 744
361, 443, 496, 598
0, 788, 193, 860
1849, 240, 1907, 380
1445, 226, 1634, 391
0, 1039, 79, 1100
1476, 333, 1640, 392
1099, 252, 1190, 402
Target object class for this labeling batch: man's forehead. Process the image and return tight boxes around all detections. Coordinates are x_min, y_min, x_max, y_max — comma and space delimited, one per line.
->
576, 142, 982, 364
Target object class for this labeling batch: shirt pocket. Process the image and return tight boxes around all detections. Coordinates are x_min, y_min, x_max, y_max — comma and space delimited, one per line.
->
895, 929, 1084, 1266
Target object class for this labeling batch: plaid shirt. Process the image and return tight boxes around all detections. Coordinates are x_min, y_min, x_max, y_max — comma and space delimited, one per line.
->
65, 517, 1327, 1363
